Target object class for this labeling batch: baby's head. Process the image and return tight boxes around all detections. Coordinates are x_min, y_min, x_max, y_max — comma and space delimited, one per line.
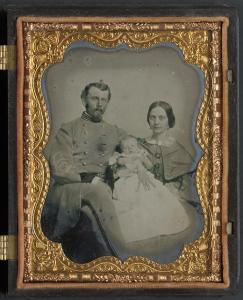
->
120, 135, 139, 155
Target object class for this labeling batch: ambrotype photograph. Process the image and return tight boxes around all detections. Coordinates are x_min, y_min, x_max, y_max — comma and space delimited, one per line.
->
16, 17, 230, 288
41, 43, 204, 264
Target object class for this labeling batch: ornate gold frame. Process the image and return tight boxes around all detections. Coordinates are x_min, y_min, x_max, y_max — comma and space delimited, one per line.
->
16, 16, 229, 289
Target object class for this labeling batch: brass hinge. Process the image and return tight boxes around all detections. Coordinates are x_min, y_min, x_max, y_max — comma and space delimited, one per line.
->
227, 70, 233, 83
0, 45, 16, 70
226, 222, 233, 235
0, 235, 17, 260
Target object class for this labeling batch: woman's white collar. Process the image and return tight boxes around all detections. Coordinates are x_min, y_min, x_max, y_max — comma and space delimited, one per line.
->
145, 136, 175, 147
145, 138, 163, 145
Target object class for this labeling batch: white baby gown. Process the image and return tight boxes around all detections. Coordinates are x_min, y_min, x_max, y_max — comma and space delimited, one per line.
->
112, 171, 190, 243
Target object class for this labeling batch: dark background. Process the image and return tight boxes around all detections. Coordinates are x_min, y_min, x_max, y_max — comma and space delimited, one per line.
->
0, 0, 242, 299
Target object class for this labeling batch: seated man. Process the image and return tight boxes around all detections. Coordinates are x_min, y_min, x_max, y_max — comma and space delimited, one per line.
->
41, 81, 127, 263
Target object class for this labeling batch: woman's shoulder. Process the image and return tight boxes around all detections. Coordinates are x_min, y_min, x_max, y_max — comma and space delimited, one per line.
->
161, 136, 177, 147
139, 136, 177, 147
137, 136, 188, 154
161, 137, 192, 156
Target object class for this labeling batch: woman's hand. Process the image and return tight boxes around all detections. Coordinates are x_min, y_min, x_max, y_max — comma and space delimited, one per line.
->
136, 162, 156, 191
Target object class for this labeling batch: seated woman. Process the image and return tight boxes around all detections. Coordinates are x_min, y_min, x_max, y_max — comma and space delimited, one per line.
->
106, 101, 204, 263
131, 101, 204, 261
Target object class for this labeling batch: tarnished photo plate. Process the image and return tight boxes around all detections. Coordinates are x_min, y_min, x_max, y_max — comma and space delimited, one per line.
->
16, 16, 230, 289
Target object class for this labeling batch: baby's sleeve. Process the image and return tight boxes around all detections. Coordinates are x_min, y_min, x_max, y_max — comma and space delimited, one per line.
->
140, 149, 153, 170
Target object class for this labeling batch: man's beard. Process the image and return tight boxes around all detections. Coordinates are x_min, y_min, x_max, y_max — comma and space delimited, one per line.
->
86, 105, 104, 122
92, 110, 103, 122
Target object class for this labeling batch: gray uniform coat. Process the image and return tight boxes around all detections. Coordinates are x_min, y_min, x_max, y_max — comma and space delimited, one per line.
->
41, 114, 126, 241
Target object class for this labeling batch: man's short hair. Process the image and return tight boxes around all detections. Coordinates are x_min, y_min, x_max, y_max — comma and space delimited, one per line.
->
81, 81, 111, 101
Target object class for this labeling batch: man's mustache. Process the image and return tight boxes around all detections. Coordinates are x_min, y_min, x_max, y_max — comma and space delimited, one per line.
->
85, 104, 104, 113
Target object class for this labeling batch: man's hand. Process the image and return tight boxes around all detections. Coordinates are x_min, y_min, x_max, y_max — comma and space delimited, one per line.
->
136, 162, 156, 191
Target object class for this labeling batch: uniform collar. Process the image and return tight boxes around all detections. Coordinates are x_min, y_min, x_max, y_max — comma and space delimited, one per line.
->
81, 111, 103, 123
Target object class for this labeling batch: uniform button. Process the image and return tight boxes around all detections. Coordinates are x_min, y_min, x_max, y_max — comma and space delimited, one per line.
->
84, 151, 88, 155
99, 163, 103, 166
82, 162, 87, 166
101, 153, 105, 157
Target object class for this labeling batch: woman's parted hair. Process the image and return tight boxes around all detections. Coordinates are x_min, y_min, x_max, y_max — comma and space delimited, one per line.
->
81, 81, 111, 102
147, 101, 175, 128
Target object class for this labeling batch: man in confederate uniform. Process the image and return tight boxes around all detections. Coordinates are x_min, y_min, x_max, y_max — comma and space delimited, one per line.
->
41, 81, 127, 263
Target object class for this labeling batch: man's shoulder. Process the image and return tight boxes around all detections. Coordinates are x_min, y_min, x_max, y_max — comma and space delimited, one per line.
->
60, 118, 126, 138
102, 121, 127, 137
60, 117, 82, 130
102, 120, 117, 129
101, 120, 119, 131
65, 118, 117, 129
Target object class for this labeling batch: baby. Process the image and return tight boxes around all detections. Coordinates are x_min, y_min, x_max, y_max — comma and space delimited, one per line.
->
109, 135, 153, 184
107, 136, 190, 244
